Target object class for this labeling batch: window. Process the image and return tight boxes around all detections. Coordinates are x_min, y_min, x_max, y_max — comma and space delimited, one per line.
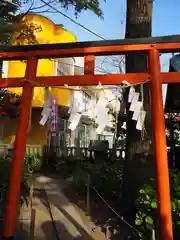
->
56, 58, 74, 76
58, 118, 67, 147
59, 118, 66, 132
82, 92, 91, 111
79, 124, 86, 147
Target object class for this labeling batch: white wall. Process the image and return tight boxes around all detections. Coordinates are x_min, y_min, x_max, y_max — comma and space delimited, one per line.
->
74, 57, 84, 68
2, 61, 8, 78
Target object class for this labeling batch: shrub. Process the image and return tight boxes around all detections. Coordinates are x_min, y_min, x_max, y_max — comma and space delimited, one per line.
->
0, 153, 42, 217
135, 169, 180, 238
73, 160, 124, 201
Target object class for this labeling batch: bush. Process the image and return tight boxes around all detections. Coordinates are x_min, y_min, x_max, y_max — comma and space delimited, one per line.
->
73, 160, 124, 201
24, 153, 42, 175
53, 156, 78, 175
0, 156, 12, 217
135, 169, 180, 238
0, 153, 42, 217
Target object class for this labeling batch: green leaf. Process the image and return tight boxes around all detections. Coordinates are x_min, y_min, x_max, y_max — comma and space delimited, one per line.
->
135, 218, 143, 226
139, 189, 145, 194
145, 216, 153, 225
151, 201, 157, 208
171, 201, 177, 211
145, 194, 150, 200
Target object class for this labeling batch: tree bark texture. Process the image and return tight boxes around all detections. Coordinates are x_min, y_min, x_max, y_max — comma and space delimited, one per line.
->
121, 0, 155, 223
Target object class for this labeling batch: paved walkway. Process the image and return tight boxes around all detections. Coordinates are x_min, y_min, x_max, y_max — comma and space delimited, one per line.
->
19, 175, 100, 240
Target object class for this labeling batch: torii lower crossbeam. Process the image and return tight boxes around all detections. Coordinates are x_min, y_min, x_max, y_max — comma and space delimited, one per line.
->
1, 35, 180, 240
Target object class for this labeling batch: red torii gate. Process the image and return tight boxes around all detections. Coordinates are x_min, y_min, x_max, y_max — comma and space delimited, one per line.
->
1, 35, 180, 240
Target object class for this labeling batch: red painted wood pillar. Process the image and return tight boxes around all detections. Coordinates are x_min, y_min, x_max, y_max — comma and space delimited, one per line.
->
148, 47, 173, 240
84, 55, 95, 75
2, 57, 37, 239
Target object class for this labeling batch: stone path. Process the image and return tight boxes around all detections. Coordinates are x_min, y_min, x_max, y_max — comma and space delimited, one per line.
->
18, 175, 104, 240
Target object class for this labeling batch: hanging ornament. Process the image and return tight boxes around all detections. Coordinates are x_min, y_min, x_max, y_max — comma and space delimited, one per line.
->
129, 92, 140, 111
128, 87, 135, 103
132, 101, 143, 120
95, 88, 109, 134
39, 88, 51, 126
49, 96, 59, 136
68, 88, 83, 131
69, 113, 81, 131
128, 86, 146, 131
136, 110, 146, 131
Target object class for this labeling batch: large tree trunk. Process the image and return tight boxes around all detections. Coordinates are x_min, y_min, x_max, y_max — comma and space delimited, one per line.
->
121, 0, 155, 224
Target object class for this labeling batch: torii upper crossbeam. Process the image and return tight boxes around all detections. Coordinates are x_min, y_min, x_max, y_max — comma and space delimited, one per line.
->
1, 35, 180, 240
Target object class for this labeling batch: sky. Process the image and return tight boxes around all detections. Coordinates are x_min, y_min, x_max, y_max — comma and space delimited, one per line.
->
22, 0, 180, 66
24, 0, 180, 71
21, 0, 180, 102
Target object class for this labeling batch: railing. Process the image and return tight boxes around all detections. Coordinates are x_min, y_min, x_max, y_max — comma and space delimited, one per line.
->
0, 144, 126, 161
0, 144, 9, 158
25, 145, 44, 156
44, 146, 126, 161
0, 144, 44, 157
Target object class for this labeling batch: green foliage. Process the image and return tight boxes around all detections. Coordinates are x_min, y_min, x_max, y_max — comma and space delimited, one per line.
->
0, 0, 20, 44
0, 153, 42, 217
57, 0, 104, 17
54, 156, 78, 175
135, 169, 180, 236
24, 153, 42, 176
26, 0, 104, 17
73, 160, 124, 200
0, 89, 20, 106
0, 156, 13, 216
53, 156, 124, 201
13, 18, 42, 45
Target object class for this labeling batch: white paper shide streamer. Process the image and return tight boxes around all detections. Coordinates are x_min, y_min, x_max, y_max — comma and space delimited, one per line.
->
95, 95, 109, 134
39, 88, 51, 125
39, 84, 145, 133
128, 86, 146, 131
136, 110, 146, 131
68, 88, 83, 131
